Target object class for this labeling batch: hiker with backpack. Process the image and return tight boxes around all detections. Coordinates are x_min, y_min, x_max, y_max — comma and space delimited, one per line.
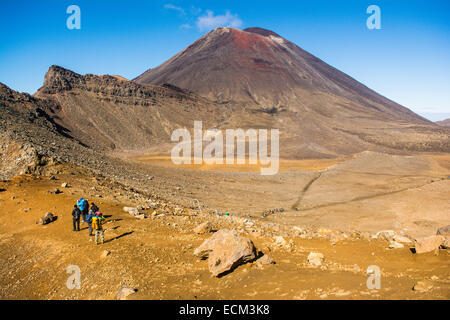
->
90, 202, 99, 214
91, 212, 106, 245
77, 198, 89, 223
72, 204, 81, 232
86, 203, 100, 236
85, 207, 96, 237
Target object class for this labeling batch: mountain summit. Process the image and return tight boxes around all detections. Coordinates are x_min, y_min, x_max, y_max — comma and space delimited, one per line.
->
135, 27, 424, 124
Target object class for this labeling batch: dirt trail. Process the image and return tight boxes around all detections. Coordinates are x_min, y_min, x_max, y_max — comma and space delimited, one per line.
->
0, 167, 449, 300
297, 178, 436, 213
291, 172, 322, 210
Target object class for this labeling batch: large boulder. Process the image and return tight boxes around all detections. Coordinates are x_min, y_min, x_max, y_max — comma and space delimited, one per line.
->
194, 229, 257, 277
414, 235, 445, 254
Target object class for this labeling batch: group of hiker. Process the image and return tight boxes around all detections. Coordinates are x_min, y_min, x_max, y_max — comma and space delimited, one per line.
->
71, 198, 106, 245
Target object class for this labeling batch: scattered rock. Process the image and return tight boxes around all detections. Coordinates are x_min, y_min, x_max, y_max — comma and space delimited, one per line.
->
307, 252, 324, 267
37, 212, 57, 225
261, 208, 284, 218
244, 219, 254, 227
375, 230, 396, 241
388, 241, 404, 249
100, 250, 110, 258
61, 182, 69, 188
359, 232, 372, 241
412, 280, 433, 292
255, 254, 275, 269
123, 207, 140, 216
273, 236, 287, 247
47, 188, 62, 195
329, 232, 347, 245
193, 221, 213, 234
135, 214, 146, 220
317, 228, 334, 236
441, 237, 450, 249
393, 235, 413, 244
292, 226, 305, 234
436, 225, 450, 236
334, 289, 351, 297
137, 204, 150, 210
116, 286, 137, 300
414, 235, 445, 254
194, 229, 257, 277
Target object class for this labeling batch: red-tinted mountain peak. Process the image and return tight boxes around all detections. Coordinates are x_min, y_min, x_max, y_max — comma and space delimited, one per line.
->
243, 27, 282, 38
134, 27, 430, 125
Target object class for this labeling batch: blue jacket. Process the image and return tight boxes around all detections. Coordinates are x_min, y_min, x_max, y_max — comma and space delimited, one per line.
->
77, 198, 88, 211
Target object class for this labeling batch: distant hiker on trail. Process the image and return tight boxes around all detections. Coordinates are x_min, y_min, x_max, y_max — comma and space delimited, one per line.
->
72, 204, 81, 232
91, 212, 106, 245
77, 198, 89, 223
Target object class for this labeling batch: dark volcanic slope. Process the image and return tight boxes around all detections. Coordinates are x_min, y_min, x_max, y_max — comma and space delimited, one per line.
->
0, 82, 99, 179
0, 81, 203, 206
135, 27, 426, 124
35, 66, 224, 151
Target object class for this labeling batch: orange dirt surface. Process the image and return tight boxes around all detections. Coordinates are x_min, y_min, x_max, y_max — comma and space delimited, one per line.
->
133, 156, 346, 172
0, 167, 448, 300
423, 153, 450, 171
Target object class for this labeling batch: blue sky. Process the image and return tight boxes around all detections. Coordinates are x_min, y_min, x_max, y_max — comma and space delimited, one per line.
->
0, 0, 449, 121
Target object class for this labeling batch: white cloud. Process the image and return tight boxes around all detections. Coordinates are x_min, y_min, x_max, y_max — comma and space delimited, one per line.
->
196, 10, 243, 31
180, 23, 192, 29
164, 4, 185, 15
